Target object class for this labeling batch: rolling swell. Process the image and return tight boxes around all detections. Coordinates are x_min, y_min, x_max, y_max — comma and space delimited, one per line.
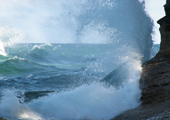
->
0, 56, 60, 75
7, 44, 98, 65
0, 0, 154, 120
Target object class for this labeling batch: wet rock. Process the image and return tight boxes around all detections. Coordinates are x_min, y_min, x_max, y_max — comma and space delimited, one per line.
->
140, 0, 170, 105
140, 58, 170, 105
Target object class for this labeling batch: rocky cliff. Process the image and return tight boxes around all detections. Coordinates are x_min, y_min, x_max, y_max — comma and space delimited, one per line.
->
112, 0, 170, 119
141, 0, 170, 106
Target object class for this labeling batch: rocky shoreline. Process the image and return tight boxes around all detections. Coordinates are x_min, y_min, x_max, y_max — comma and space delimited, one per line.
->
112, 100, 170, 120
1, 1, 169, 120
112, 0, 170, 119
112, 53, 170, 120
112, 57, 170, 119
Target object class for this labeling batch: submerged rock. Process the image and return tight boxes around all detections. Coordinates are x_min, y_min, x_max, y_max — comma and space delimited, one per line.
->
0, 117, 7, 120
101, 64, 129, 88
17, 90, 54, 103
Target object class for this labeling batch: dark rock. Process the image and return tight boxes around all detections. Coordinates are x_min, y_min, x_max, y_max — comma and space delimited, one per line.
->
140, 0, 170, 105
101, 64, 129, 88
0, 117, 7, 120
140, 58, 170, 105
112, 100, 170, 120
17, 90, 54, 103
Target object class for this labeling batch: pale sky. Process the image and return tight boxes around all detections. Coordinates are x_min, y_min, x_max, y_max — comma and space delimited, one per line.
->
145, 0, 166, 44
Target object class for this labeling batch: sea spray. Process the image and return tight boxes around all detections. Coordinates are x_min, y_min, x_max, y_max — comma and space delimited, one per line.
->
0, 74, 141, 120
27, 56, 142, 120
0, 90, 42, 120
0, 47, 142, 120
0, 41, 6, 56
0, 0, 152, 58
0, 0, 153, 120
0, 27, 24, 56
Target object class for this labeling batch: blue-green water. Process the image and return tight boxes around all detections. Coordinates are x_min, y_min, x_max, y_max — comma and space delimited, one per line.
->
0, 43, 159, 120
0, 0, 155, 119
0, 44, 115, 92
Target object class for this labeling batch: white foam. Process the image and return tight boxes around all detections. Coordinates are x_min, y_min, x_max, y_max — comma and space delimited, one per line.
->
0, 0, 152, 119
0, 90, 42, 120
0, 41, 7, 56
0, 57, 141, 120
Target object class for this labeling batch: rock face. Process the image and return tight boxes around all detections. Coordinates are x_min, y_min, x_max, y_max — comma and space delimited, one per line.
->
140, 0, 170, 105
140, 59, 170, 105
156, 0, 170, 52
112, 0, 170, 119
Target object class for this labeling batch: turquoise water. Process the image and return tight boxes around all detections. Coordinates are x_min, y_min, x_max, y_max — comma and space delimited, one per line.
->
0, 44, 115, 92
0, 0, 154, 119
0, 44, 159, 120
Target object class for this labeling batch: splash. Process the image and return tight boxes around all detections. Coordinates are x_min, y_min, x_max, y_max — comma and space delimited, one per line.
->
0, 41, 6, 56
0, 90, 42, 120
0, 0, 152, 52
0, 0, 153, 120
0, 27, 24, 56
0, 51, 142, 120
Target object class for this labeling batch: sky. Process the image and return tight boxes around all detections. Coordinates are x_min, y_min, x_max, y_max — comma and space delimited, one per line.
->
145, 0, 166, 44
